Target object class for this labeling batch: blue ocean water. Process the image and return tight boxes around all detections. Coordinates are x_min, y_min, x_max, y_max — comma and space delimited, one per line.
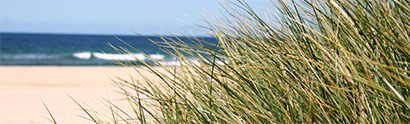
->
0, 33, 217, 65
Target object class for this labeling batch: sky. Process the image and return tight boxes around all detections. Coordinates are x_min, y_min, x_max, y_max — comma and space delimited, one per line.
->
0, 0, 269, 36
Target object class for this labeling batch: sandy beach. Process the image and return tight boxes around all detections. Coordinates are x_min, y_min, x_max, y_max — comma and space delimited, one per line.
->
0, 66, 156, 124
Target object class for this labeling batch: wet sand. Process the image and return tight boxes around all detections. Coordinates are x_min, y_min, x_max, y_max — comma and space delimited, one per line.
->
0, 66, 159, 124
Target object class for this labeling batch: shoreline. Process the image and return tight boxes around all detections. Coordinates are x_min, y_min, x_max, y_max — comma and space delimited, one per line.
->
0, 66, 133, 86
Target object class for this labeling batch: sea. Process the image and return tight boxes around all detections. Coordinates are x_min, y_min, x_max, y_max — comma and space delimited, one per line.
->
0, 33, 218, 66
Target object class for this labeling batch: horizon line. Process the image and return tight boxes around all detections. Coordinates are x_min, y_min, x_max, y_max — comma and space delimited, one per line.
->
0, 31, 213, 37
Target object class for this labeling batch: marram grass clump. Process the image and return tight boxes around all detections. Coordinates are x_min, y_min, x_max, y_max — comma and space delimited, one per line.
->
74, 0, 409, 123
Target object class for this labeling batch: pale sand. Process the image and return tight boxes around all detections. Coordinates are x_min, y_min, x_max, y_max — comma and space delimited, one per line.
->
0, 66, 161, 124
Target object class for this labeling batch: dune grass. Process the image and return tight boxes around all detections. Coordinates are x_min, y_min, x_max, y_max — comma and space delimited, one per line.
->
71, 0, 410, 123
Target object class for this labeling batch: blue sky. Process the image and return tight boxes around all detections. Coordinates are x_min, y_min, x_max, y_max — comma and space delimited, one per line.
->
0, 0, 269, 36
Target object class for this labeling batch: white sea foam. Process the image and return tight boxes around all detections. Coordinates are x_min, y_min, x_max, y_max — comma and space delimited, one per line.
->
157, 59, 227, 66
157, 59, 205, 66
93, 52, 146, 61
73, 52, 92, 59
149, 54, 165, 60
0, 54, 59, 59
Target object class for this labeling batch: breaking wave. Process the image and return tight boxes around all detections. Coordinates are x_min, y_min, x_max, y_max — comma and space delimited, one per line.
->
93, 52, 145, 61
72, 52, 165, 61
72, 52, 92, 59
